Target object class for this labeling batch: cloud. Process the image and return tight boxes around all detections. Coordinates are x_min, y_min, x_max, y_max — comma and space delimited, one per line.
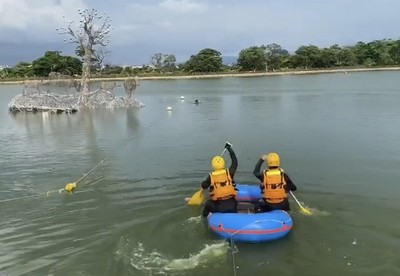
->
0, 0, 28, 29
159, 0, 208, 13
0, 40, 74, 65
0, 0, 87, 42
1, 0, 400, 65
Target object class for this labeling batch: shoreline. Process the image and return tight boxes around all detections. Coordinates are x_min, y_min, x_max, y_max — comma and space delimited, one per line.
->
1, 67, 400, 85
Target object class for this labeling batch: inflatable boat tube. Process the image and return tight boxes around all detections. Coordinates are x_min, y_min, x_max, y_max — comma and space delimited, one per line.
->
207, 184, 293, 243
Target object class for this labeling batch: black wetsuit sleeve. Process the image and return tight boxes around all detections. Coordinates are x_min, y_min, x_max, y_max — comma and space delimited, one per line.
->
253, 159, 264, 181
228, 147, 238, 178
284, 173, 297, 192
201, 175, 211, 190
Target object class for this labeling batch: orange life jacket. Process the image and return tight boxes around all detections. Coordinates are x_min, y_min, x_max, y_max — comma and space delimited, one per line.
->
262, 168, 287, 203
209, 169, 236, 201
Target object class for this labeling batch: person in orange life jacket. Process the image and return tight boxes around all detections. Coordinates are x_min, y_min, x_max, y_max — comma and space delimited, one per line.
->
201, 142, 238, 217
253, 152, 297, 212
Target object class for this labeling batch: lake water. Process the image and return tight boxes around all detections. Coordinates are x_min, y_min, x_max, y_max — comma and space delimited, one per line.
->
0, 71, 400, 276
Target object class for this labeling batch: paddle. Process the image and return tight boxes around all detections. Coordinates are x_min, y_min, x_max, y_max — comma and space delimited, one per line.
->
186, 189, 204, 206
289, 191, 312, 215
187, 148, 228, 206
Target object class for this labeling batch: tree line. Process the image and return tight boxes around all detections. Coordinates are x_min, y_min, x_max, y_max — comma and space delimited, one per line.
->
2, 38, 400, 79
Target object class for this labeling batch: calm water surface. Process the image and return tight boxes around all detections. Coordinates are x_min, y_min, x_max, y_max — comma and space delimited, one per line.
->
1, 71, 400, 276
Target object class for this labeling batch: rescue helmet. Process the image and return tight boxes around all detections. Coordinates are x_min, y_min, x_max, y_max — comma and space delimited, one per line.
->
266, 152, 280, 168
211, 155, 225, 171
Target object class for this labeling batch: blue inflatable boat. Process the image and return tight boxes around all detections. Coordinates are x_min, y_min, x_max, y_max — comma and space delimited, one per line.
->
207, 184, 293, 243
235, 184, 262, 202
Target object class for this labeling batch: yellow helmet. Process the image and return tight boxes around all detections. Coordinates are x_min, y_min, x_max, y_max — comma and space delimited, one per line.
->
266, 152, 280, 168
211, 155, 225, 171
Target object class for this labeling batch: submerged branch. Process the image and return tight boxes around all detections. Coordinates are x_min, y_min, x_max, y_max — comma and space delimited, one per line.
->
9, 87, 145, 113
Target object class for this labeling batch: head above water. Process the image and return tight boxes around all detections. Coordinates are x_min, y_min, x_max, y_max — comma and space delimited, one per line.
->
266, 152, 280, 168
211, 155, 225, 171
194, 99, 199, 104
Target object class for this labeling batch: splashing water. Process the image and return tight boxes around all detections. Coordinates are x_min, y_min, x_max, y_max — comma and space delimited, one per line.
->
306, 207, 330, 216
165, 242, 228, 271
293, 203, 330, 216
186, 215, 202, 224
115, 237, 229, 274
182, 215, 204, 238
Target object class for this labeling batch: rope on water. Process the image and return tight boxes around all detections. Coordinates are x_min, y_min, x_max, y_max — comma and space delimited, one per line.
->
228, 238, 238, 276
217, 224, 244, 276
0, 113, 163, 203
2, 93, 170, 203
63, 158, 106, 192
73, 159, 105, 185
221, 218, 290, 276
0, 159, 106, 204
0, 191, 59, 203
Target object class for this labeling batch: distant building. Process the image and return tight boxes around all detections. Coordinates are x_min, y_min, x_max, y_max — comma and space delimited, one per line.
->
131, 65, 144, 69
129, 64, 156, 69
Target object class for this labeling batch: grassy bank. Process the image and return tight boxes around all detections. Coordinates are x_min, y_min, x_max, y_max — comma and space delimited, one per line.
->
1, 66, 400, 85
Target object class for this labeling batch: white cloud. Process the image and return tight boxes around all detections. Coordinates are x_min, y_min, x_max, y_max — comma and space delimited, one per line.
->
0, 0, 28, 29
2, 0, 400, 65
0, 0, 87, 41
159, 0, 208, 13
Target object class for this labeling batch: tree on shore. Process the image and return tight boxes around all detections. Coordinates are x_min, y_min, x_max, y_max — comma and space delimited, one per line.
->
151, 53, 177, 72
184, 48, 223, 73
6, 62, 34, 78
32, 51, 82, 77
291, 45, 322, 69
265, 43, 289, 71
237, 46, 268, 71
4, 38, 400, 81
57, 8, 112, 104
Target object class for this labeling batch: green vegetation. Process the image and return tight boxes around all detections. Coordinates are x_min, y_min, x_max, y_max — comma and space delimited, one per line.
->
237, 46, 268, 71
1, 39, 400, 81
32, 51, 82, 77
184, 48, 223, 73
1, 51, 82, 79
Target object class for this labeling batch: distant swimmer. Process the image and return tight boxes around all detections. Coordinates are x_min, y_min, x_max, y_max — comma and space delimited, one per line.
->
194, 99, 200, 104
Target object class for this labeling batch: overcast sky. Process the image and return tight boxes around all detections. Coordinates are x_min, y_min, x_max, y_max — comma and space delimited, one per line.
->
1, 0, 400, 66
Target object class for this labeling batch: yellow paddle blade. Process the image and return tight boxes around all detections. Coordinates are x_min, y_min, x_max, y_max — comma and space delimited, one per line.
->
187, 190, 204, 206
300, 206, 312, 215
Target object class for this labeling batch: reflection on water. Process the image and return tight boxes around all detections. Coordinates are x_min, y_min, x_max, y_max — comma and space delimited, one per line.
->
9, 111, 76, 138
126, 108, 140, 134
240, 95, 266, 103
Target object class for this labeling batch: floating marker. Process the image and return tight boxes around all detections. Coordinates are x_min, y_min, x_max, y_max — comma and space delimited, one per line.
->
180, 96, 185, 100
167, 106, 173, 111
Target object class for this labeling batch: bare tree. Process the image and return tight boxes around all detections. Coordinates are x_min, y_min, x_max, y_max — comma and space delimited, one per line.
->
93, 46, 111, 70
57, 9, 112, 105
74, 44, 111, 71
151, 53, 177, 73
151, 53, 164, 72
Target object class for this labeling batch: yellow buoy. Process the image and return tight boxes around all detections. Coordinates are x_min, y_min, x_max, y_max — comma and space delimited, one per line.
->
64, 182, 77, 192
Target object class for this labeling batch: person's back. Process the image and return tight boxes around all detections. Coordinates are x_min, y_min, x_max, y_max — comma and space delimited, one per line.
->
253, 152, 297, 212
201, 142, 238, 217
